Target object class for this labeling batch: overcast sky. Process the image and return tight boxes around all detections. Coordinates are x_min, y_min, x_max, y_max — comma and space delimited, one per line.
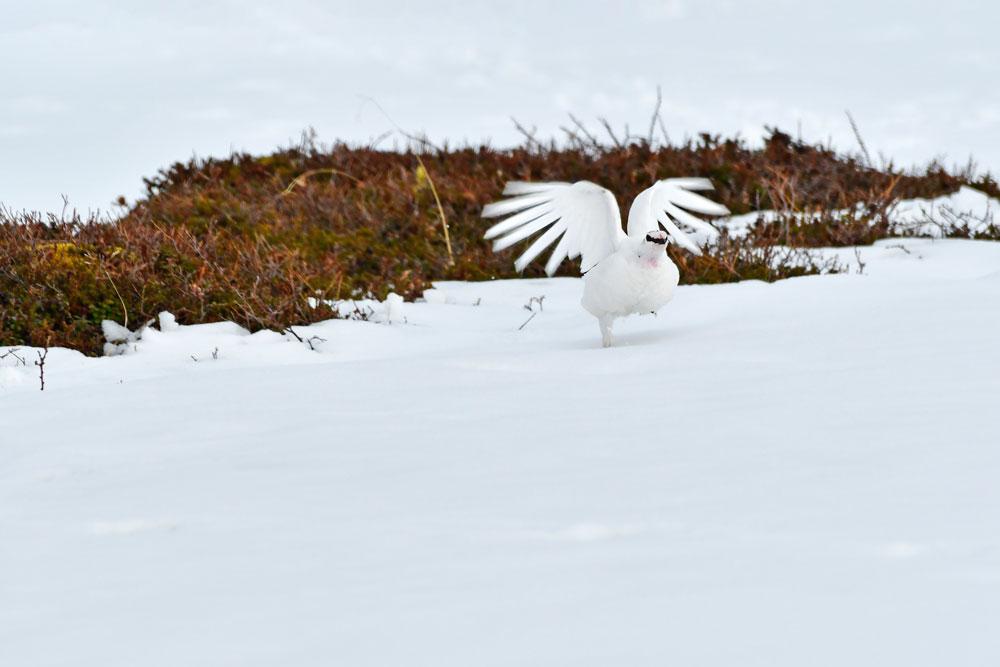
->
3, 0, 998, 212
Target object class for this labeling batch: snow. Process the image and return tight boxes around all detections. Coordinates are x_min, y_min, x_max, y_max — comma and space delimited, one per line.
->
891, 185, 998, 236
383, 292, 405, 324
720, 186, 1000, 238
158, 311, 179, 332
3, 238, 1000, 665
100, 319, 133, 343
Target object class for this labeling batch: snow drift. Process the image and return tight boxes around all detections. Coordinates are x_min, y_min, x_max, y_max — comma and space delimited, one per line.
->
2, 238, 1000, 666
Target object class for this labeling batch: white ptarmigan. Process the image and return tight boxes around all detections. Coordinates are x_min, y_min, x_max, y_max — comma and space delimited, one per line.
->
482, 178, 729, 347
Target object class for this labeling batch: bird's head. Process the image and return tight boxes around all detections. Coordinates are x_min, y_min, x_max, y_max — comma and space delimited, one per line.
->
644, 230, 668, 246
639, 229, 669, 260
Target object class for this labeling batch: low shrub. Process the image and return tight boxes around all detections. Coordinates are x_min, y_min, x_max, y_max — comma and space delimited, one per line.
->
1, 127, 992, 354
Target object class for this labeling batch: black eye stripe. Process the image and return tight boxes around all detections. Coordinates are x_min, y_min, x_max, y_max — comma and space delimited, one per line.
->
645, 233, 667, 245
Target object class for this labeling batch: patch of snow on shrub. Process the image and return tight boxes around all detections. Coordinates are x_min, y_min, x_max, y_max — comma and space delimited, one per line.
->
718, 186, 999, 238
158, 311, 180, 332
383, 293, 405, 323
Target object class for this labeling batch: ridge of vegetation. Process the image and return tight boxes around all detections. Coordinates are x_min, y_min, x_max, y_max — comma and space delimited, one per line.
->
2, 125, 997, 354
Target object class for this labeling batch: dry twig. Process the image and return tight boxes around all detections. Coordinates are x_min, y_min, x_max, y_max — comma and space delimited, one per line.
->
35, 343, 49, 391
845, 110, 873, 168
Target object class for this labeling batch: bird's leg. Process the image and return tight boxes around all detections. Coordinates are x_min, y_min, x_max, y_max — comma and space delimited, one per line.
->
598, 316, 614, 348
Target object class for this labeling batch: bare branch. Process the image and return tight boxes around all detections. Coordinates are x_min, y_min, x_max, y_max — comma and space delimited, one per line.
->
567, 114, 602, 151
34, 344, 49, 391
559, 125, 587, 151
518, 295, 546, 329
367, 130, 392, 150
511, 117, 543, 150
647, 85, 664, 146
845, 110, 873, 168
853, 247, 867, 274
284, 326, 327, 351
597, 117, 624, 149
357, 95, 444, 153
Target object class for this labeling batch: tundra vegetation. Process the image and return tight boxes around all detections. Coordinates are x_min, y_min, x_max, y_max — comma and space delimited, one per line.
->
2, 123, 997, 355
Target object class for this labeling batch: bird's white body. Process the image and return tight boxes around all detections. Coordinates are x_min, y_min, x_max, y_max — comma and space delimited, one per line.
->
581, 236, 680, 346
482, 178, 727, 346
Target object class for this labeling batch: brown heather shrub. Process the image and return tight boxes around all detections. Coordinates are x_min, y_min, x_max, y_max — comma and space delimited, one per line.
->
1, 127, 995, 354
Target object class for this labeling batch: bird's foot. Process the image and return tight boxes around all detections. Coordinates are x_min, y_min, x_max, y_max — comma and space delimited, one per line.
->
598, 318, 614, 348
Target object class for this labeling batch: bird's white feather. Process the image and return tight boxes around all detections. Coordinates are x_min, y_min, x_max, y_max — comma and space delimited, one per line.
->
482, 181, 625, 275
483, 205, 554, 240
544, 230, 573, 276
515, 221, 567, 272
657, 177, 714, 191
626, 178, 730, 252
657, 185, 730, 216
502, 181, 569, 196
661, 201, 721, 237
491, 210, 561, 252
656, 211, 702, 255
481, 192, 554, 219
482, 176, 729, 346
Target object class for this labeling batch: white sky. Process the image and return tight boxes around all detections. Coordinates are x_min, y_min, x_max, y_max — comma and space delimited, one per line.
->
2, 0, 998, 212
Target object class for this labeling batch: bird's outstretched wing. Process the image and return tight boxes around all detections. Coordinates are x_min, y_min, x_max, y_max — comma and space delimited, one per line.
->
482, 181, 626, 275
626, 178, 730, 255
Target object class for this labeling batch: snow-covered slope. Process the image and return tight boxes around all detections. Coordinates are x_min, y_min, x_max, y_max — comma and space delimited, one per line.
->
3, 239, 1000, 666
